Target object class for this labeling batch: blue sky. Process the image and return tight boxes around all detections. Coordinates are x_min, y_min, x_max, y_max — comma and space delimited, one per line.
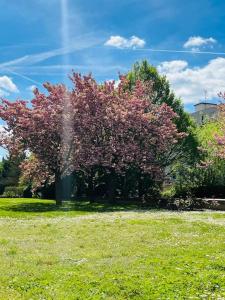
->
1, 0, 225, 158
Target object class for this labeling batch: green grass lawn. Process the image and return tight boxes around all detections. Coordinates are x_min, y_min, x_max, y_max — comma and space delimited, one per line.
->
1, 198, 225, 299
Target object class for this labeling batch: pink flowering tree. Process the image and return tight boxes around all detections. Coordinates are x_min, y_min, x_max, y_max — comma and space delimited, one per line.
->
0, 73, 183, 204
214, 93, 225, 158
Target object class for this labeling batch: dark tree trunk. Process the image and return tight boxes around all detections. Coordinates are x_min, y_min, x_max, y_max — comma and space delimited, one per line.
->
107, 171, 116, 204
55, 172, 63, 205
55, 172, 73, 205
121, 174, 129, 201
87, 173, 95, 203
138, 176, 145, 202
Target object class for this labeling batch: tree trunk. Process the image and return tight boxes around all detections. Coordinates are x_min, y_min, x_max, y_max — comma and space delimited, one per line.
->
138, 176, 145, 202
55, 172, 74, 205
87, 173, 95, 203
107, 171, 116, 204
121, 174, 129, 201
55, 172, 63, 205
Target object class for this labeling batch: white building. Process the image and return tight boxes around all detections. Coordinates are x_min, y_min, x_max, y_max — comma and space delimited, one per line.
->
191, 102, 218, 125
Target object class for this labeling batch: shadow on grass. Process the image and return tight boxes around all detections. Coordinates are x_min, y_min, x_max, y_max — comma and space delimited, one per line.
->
0, 200, 145, 214
1, 202, 60, 213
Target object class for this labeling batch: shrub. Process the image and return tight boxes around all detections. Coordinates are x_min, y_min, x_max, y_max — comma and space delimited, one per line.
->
3, 186, 26, 198
165, 196, 218, 211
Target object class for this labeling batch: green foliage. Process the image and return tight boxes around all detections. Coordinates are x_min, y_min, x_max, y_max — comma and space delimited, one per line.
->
196, 121, 221, 152
174, 120, 225, 197
0, 156, 23, 195
161, 186, 176, 199
3, 186, 25, 198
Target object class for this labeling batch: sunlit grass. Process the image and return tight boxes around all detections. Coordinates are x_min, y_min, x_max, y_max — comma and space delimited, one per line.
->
0, 198, 138, 218
0, 198, 225, 299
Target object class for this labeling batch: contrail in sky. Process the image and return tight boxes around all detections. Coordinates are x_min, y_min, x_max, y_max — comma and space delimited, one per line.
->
134, 48, 225, 56
1, 46, 225, 86
2, 67, 42, 86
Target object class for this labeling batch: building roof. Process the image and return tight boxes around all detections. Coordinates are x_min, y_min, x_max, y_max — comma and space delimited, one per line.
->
194, 102, 217, 106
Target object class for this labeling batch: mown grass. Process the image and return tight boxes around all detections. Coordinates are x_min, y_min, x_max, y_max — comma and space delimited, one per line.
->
0, 198, 138, 218
0, 198, 225, 299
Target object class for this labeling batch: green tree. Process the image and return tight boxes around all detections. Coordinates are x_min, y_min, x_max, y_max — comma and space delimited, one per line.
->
0, 156, 22, 194
127, 60, 199, 165
127, 60, 190, 131
174, 120, 225, 197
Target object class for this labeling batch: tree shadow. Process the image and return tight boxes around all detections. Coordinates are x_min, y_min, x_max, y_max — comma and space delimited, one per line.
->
0, 200, 145, 214
1, 202, 60, 213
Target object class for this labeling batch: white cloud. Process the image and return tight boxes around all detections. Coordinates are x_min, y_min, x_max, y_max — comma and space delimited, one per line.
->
106, 79, 120, 87
183, 36, 217, 51
0, 76, 19, 96
104, 35, 145, 49
158, 60, 188, 73
157, 57, 225, 104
